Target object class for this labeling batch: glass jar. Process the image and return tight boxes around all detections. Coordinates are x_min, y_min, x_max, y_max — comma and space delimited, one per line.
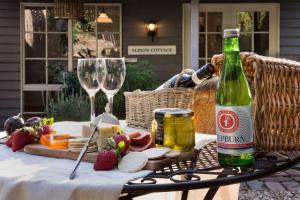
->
152, 108, 195, 151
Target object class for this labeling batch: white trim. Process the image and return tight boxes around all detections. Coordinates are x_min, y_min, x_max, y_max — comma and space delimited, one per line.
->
23, 84, 62, 91
190, 0, 199, 70
67, 19, 73, 71
182, 4, 190, 69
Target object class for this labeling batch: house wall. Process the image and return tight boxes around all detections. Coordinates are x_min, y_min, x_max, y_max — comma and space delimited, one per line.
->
0, 0, 21, 126
0, 0, 299, 127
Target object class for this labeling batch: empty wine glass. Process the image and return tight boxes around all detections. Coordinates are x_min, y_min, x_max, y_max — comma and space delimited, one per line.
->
77, 58, 107, 121
101, 58, 126, 114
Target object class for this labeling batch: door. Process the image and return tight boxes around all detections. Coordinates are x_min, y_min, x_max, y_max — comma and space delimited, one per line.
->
183, 3, 280, 67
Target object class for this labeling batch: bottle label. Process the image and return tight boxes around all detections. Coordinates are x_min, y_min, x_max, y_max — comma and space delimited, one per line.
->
216, 105, 253, 155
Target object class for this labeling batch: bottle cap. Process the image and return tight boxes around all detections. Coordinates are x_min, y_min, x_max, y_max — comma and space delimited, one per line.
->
223, 28, 239, 38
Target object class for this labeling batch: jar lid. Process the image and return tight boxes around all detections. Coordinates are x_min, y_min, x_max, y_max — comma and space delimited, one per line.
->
153, 108, 194, 118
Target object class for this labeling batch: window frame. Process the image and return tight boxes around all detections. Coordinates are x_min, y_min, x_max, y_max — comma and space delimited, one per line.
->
20, 2, 122, 116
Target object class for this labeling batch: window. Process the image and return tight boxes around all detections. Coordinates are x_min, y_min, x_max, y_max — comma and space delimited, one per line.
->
183, 3, 279, 68
21, 3, 121, 117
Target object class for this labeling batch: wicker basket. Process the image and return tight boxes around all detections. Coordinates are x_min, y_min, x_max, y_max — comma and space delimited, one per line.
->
124, 88, 193, 130
252, 55, 300, 151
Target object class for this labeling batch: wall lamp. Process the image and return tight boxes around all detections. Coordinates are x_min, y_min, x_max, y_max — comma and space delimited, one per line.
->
147, 19, 157, 42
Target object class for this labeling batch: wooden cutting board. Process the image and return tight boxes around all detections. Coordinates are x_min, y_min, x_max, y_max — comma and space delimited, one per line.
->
24, 144, 196, 170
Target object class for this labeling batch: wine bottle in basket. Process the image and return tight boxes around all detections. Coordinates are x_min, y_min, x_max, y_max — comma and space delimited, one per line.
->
155, 64, 216, 90
216, 28, 254, 167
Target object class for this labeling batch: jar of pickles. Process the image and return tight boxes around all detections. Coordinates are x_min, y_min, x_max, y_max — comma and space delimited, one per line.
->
152, 108, 195, 151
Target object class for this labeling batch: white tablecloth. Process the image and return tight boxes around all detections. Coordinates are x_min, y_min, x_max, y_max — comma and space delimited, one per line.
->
0, 121, 217, 200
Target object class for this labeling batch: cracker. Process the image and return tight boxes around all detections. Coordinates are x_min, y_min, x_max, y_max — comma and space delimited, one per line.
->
165, 150, 181, 158
142, 147, 171, 159
118, 152, 148, 173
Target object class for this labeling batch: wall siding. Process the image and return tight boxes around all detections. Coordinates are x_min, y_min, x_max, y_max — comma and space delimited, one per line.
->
280, 1, 300, 61
0, 0, 20, 127
0, 0, 299, 128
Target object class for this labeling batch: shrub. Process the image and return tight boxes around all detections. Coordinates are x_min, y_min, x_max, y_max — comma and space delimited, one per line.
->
47, 60, 159, 120
48, 92, 90, 121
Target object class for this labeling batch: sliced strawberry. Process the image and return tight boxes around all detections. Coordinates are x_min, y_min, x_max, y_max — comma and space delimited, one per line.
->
94, 149, 118, 171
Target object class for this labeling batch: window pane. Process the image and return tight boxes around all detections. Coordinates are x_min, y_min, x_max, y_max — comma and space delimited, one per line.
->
73, 7, 96, 33
199, 59, 206, 67
199, 34, 205, 58
48, 34, 68, 58
254, 12, 269, 32
25, 33, 45, 57
207, 34, 222, 58
25, 60, 46, 84
254, 34, 269, 55
207, 12, 222, 32
97, 33, 120, 57
73, 33, 97, 58
239, 33, 252, 52
97, 6, 120, 32
47, 8, 68, 32
24, 7, 46, 32
48, 60, 68, 84
237, 12, 252, 32
24, 91, 46, 112
199, 12, 205, 32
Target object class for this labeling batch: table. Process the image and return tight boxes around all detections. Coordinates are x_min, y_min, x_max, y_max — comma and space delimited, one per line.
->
121, 143, 300, 200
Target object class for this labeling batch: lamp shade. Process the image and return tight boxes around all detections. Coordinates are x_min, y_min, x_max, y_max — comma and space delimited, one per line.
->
54, 0, 84, 19
97, 12, 113, 23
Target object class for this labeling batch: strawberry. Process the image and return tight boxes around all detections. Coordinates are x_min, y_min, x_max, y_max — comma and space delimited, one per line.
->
113, 134, 130, 155
94, 149, 118, 171
11, 127, 36, 152
5, 135, 13, 148
12, 130, 27, 152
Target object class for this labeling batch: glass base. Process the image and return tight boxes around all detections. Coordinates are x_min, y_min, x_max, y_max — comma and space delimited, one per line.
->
218, 152, 254, 167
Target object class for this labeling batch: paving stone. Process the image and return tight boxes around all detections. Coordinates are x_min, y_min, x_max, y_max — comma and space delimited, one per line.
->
275, 171, 288, 176
282, 181, 300, 192
285, 169, 300, 176
261, 176, 293, 182
264, 182, 287, 192
247, 180, 265, 191
292, 177, 300, 182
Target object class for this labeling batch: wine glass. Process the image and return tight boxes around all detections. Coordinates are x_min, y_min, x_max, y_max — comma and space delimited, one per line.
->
77, 58, 107, 121
101, 58, 126, 114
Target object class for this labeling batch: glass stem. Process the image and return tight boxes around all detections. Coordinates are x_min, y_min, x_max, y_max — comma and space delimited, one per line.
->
90, 94, 96, 122
106, 95, 114, 114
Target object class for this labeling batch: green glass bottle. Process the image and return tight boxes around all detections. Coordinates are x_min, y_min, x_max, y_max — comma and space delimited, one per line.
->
216, 29, 254, 166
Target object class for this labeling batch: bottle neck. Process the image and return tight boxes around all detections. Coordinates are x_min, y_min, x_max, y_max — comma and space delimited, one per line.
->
224, 37, 240, 53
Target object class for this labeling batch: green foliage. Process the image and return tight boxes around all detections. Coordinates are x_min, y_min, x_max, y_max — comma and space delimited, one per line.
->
95, 61, 159, 119
48, 92, 90, 121
48, 61, 159, 120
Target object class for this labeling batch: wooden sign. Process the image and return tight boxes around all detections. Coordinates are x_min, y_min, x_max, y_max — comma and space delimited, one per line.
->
128, 45, 176, 55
